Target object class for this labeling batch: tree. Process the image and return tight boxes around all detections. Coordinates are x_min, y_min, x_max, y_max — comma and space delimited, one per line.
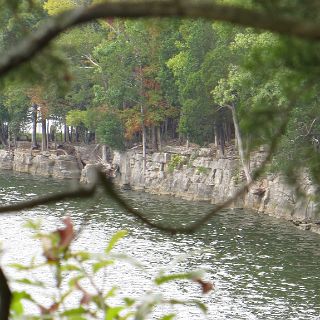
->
96, 111, 125, 150
2, 81, 30, 147
167, 20, 216, 145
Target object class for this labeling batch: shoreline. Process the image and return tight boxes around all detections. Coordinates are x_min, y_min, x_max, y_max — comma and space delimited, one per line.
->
0, 145, 319, 235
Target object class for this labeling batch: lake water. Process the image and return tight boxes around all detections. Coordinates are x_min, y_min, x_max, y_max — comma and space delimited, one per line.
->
0, 171, 319, 319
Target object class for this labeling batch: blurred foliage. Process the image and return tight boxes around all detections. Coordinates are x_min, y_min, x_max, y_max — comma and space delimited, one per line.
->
9, 218, 210, 319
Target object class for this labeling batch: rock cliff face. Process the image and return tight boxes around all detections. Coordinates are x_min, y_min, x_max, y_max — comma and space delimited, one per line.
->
0, 146, 318, 232
112, 147, 319, 225
0, 149, 80, 179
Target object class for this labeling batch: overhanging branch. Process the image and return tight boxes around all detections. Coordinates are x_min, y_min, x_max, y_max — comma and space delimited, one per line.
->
0, 115, 286, 234
1, 1, 320, 77
0, 268, 11, 320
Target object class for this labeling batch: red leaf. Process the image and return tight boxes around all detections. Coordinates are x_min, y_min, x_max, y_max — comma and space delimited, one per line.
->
57, 216, 74, 249
39, 302, 59, 315
75, 281, 92, 305
80, 292, 92, 305
195, 279, 214, 294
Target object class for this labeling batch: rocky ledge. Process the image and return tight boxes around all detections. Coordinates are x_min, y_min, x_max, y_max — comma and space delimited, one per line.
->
0, 146, 319, 234
109, 146, 320, 234
0, 149, 81, 179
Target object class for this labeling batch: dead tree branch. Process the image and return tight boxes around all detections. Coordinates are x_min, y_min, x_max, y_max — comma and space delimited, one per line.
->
0, 116, 287, 234
0, 185, 96, 214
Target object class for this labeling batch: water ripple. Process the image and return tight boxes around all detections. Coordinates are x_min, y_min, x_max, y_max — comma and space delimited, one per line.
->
0, 171, 319, 319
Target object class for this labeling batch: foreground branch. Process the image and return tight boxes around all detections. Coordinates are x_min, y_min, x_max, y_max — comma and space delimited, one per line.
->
0, 185, 96, 214
1, 1, 320, 77
0, 268, 11, 320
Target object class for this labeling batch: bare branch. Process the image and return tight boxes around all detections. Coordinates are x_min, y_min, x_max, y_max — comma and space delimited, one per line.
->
82, 54, 101, 68
1, 1, 320, 77
99, 115, 288, 234
293, 117, 318, 142
95, 83, 307, 233
306, 118, 317, 136
0, 116, 285, 234
0, 185, 96, 214
0, 268, 11, 320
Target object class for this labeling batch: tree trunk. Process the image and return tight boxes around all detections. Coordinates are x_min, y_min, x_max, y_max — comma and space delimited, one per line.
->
64, 123, 68, 143
218, 124, 225, 155
156, 126, 162, 151
223, 122, 229, 143
214, 122, 218, 147
75, 126, 79, 143
164, 118, 168, 141
0, 122, 8, 146
152, 125, 158, 150
8, 130, 11, 150
229, 104, 251, 183
138, 60, 146, 174
13, 134, 17, 148
4, 123, 8, 142
141, 113, 146, 174
46, 120, 50, 148
31, 104, 37, 147
70, 126, 73, 143
41, 118, 47, 151
172, 119, 176, 139
101, 144, 108, 162
227, 121, 232, 143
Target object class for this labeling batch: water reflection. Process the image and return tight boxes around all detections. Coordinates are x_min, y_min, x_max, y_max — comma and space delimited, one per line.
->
0, 171, 320, 319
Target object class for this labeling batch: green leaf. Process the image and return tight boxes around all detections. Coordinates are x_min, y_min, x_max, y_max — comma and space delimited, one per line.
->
105, 306, 124, 320
69, 275, 84, 288
155, 270, 203, 285
9, 263, 32, 270
135, 293, 163, 320
75, 251, 91, 261
109, 253, 144, 269
160, 314, 176, 320
10, 298, 23, 316
61, 264, 82, 272
105, 230, 128, 254
24, 219, 41, 230
123, 297, 135, 307
104, 287, 118, 299
61, 307, 87, 317
169, 299, 208, 314
9, 261, 46, 271
15, 278, 45, 287
92, 260, 114, 273
10, 291, 35, 316
192, 300, 208, 313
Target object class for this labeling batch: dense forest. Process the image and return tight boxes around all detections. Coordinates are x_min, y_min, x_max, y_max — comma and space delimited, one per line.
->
1, 0, 320, 188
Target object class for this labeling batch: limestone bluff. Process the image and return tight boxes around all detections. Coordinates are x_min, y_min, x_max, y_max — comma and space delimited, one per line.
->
0, 145, 318, 233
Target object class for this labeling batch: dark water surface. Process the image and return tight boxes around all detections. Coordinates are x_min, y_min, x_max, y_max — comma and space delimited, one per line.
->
0, 171, 319, 319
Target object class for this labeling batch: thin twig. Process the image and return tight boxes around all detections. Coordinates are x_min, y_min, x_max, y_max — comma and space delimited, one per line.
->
293, 117, 318, 142
98, 116, 289, 234
0, 115, 288, 234
0, 185, 96, 214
